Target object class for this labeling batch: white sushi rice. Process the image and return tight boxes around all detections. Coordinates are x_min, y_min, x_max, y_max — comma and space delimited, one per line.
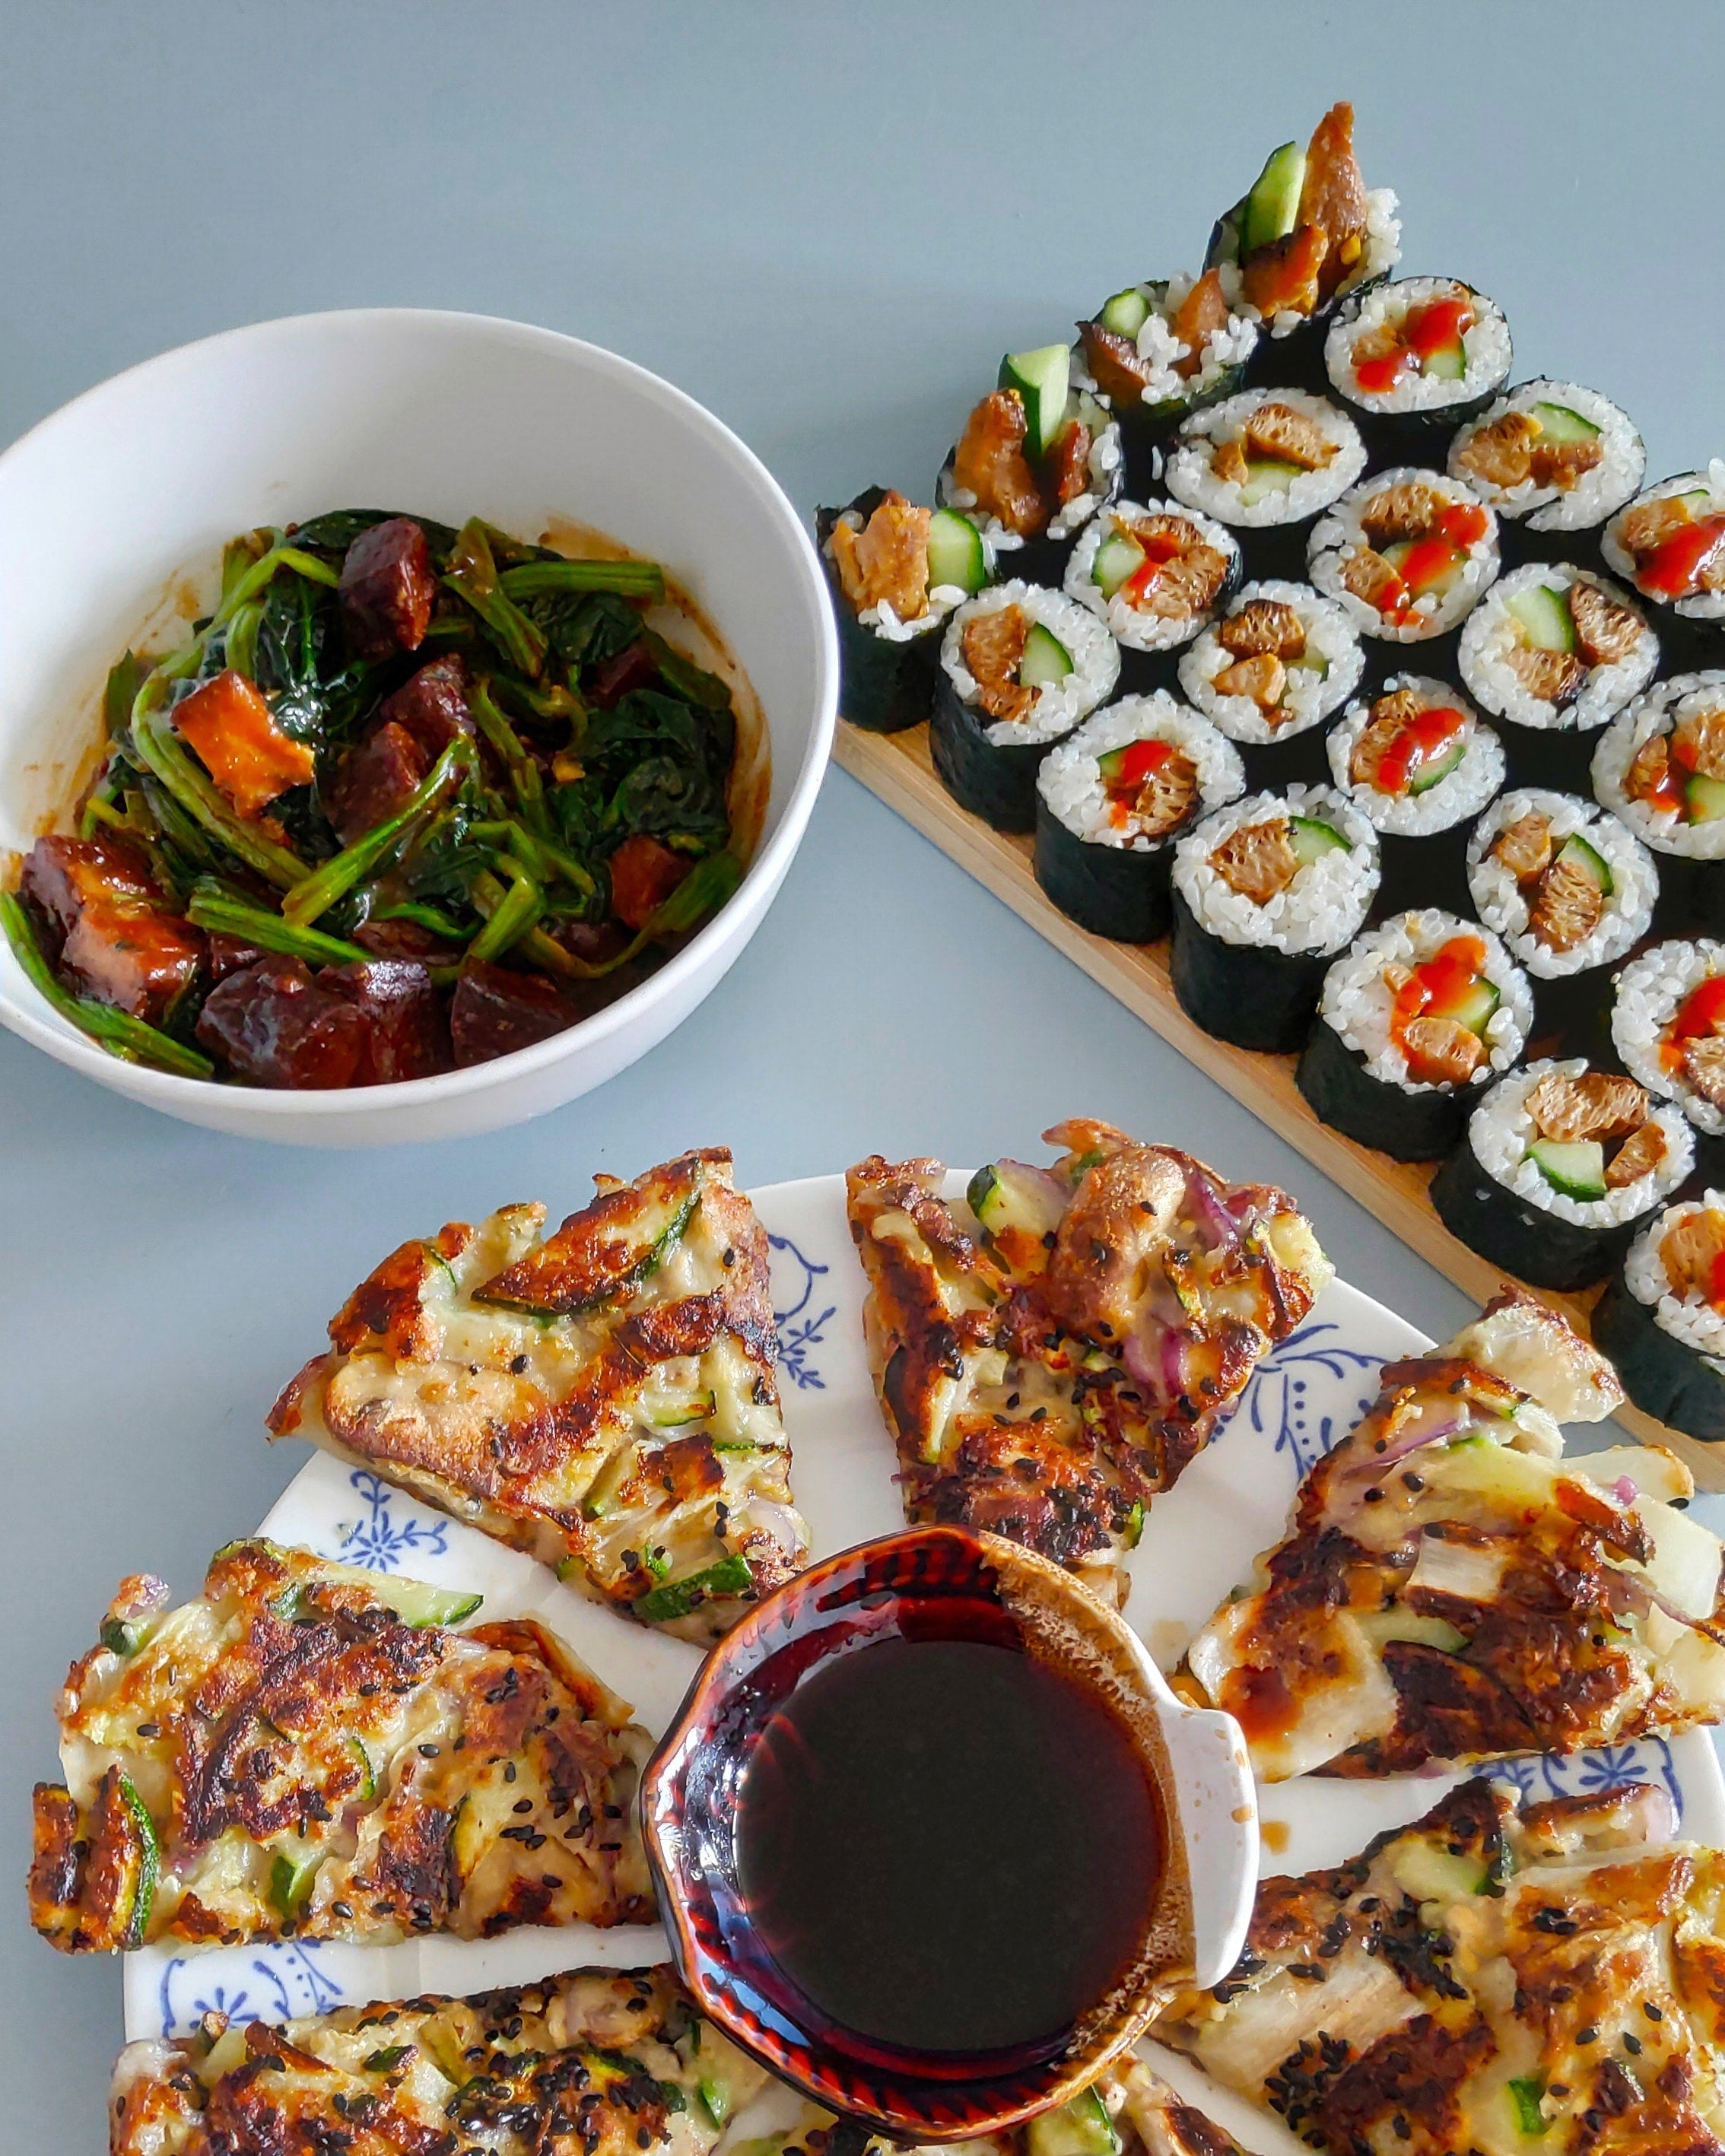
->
1603, 464, 1725, 621
822, 507, 974, 642
1467, 1057, 1694, 1228
1467, 789, 1660, 980
1458, 562, 1657, 733
1320, 910, 1532, 1091
1114, 275, 1258, 408
1593, 672, 1725, 860
939, 376, 1123, 550
1624, 1193, 1725, 1364
1612, 939, 1725, 1135
1249, 189, 1401, 338
1163, 389, 1367, 529
1326, 678, 1504, 836
1307, 468, 1500, 642
1324, 278, 1511, 417
1447, 379, 1646, 533
1065, 496, 1241, 653
1178, 579, 1363, 744
940, 582, 1120, 748
1172, 783, 1379, 955
1037, 694, 1245, 849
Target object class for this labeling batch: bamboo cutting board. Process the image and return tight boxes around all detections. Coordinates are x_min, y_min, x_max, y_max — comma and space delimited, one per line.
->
834, 716, 1725, 1496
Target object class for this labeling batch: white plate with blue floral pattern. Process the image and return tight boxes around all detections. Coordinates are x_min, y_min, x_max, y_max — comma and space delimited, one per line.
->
124, 1170, 1725, 2142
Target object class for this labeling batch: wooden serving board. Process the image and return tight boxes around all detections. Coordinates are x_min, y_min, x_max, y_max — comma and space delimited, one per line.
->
835, 716, 1725, 1496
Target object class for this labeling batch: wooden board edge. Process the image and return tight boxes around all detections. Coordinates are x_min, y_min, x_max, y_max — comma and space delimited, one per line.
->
835, 718, 1725, 1494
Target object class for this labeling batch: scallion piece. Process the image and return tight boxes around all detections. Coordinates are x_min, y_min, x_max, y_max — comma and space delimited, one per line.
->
184, 882, 370, 967
497, 556, 664, 602
281, 739, 473, 927
469, 865, 545, 962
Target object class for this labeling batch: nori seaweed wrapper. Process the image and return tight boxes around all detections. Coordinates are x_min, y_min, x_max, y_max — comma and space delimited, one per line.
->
1498, 518, 1608, 576
1492, 714, 1604, 795
815, 490, 944, 735
1296, 1015, 1472, 1161
1034, 799, 1174, 943
1428, 1132, 1645, 1290
1593, 1270, 1725, 1442
930, 673, 1069, 834
1237, 728, 1334, 798
1168, 887, 1330, 1052
1371, 828, 1476, 922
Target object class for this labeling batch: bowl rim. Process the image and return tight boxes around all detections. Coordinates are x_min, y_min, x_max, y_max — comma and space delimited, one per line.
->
0, 304, 839, 1115
639, 1522, 1247, 2140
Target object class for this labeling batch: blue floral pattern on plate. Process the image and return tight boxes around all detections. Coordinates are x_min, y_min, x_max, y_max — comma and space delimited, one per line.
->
770, 1231, 834, 1392
335, 1469, 450, 1573
1244, 1319, 1384, 1478
158, 1942, 344, 2037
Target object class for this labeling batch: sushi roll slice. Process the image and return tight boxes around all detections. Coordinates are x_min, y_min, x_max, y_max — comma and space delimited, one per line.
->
1449, 379, 1647, 568
816, 487, 992, 733
1458, 562, 1657, 789
1594, 1194, 1725, 1440
1034, 693, 1245, 943
1323, 278, 1511, 455
1297, 911, 1533, 1161
939, 345, 1123, 589
1076, 270, 1259, 480
1162, 389, 1367, 585
1431, 1059, 1693, 1290
929, 583, 1120, 832
1611, 939, 1725, 1144
1169, 783, 1380, 1051
1307, 468, 1499, 667
1469, 789, 1658, 978
1206, 101, 1400, 387
1326, 675, 1504, 917
1602, 465, 1725, 665
1064, 497, 1242, 684
1593, 674, 1725, 935
1178, 579, 1364, 789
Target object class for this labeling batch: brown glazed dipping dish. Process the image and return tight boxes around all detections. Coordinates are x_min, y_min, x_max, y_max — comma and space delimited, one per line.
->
639, 1526, 1256, 2141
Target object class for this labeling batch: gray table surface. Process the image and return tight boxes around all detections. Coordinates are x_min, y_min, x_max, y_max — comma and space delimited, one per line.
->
5, 2, 1725, 2140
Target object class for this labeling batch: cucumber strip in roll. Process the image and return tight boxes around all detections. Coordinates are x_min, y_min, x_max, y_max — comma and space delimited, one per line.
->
1450, 379, 1646, 558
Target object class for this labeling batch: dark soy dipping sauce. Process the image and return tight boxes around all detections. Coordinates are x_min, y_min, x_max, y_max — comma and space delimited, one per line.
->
735, 1636, 1161, 2060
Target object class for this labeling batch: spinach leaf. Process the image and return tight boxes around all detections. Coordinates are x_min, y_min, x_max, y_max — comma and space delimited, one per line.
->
528, 590, 643, 674
288, 508, 460, 564
557, 687, 733, 856
253, 569, 391, 757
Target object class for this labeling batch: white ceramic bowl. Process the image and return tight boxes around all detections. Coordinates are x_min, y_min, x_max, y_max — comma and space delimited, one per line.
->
0, 310, 837, 1144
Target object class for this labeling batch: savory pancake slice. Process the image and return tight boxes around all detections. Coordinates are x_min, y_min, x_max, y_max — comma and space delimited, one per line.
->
110, 1965, 767, 2156
268, 1148, 808, 1642
1153, 1776, 1725, 2156
1181, 1289, 1725, 1779
30, 1539, 652, 1954
845, 1119, 1331, 1607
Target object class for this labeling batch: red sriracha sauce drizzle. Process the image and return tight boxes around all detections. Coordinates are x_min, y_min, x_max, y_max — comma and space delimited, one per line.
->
1641, 516, 1725, 599
1122, 529, 1185, 605
1711, 1245, 1725, 1315
1378, 504, 1487, 627
1389, 935, 1487, 1079
1372, 703, 1466, 796
1352, 293, 1476, 395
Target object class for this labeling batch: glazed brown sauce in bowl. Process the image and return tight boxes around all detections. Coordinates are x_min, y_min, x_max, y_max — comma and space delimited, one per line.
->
735, 1635, 1161, 2060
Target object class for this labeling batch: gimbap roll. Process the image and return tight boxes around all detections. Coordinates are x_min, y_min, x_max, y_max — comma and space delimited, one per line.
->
1206, 102, 1400, 385
1593, 1194, 1725, 1441
929, 582, 1120, 833
1034, 694, 1245, 942
1163, 389, 1367, 584
1469, 789, 1658, 979
817, 487, 991, 733
1077, 270, 1259, 478
1326, 676, 1504, 917
1307, 469, 1499, 664
1449, 380, 1646, 568
939, 345, 1123, 588
1323, 278, 1511, 455
1169, 784, 1380, 1051
1297, 911, 1533, 1161
1611, 939, 1725, 1142
1593, 673, 1725, 935
1178, 579, 1363, 789
1603, 466, 1725, 664
1430, 1059, 1693, 1291
1064, 498, 1241, 680
1457, 562, 1657, 789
